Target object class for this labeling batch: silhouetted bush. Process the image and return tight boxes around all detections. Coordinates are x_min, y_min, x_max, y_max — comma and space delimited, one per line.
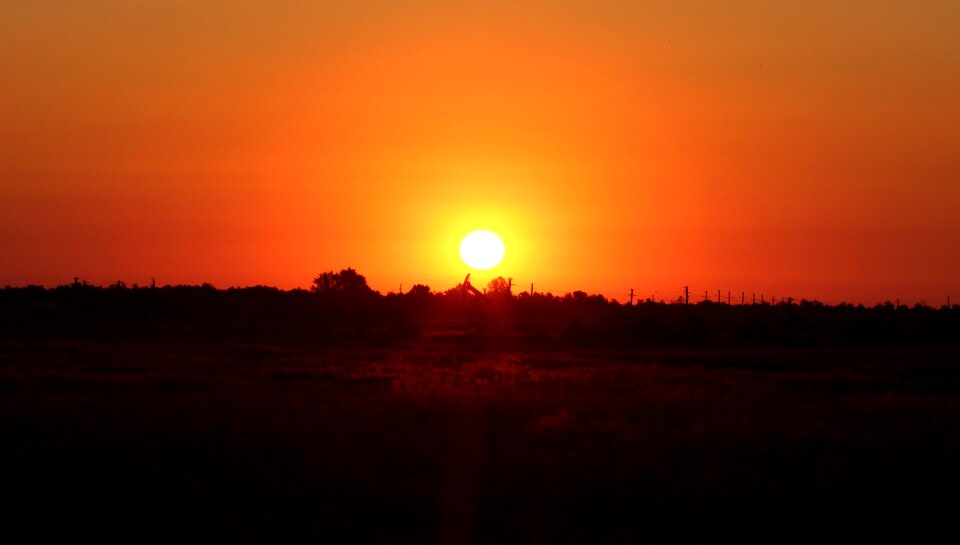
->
311, 268, 374, 296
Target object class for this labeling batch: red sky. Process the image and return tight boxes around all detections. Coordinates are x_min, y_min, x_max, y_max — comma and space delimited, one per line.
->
2, 1, 959, 304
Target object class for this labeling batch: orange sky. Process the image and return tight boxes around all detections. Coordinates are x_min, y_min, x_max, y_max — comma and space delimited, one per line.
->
2, 1, 958, 304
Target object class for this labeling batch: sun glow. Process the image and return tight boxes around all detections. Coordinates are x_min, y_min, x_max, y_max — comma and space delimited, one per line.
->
459, 230, 505, 270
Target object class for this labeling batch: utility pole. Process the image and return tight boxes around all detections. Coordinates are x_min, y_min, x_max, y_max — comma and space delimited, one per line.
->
727, 291, 731, 305
949, 295, 952, 308
704, 290, 709, 302
741, 292, 745, 305
896, 297, 900, 309
684, 285, 689, 305
752, 293, 756, 305
761, 294, 764, 304
629, 288, 634, 306
399, 283, 403, 294
507, 278, 513, 295
718, 289, 721, 304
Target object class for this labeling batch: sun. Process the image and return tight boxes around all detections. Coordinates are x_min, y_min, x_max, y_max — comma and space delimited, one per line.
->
459, 230, 505, 270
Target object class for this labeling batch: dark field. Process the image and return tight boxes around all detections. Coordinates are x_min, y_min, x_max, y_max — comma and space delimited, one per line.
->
3, 284, 960, 543
4, 333, 960, 543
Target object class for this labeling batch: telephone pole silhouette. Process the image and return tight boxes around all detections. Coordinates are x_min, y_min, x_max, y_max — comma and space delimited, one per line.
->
684, 286, 689, 305
629, 288, 634, 305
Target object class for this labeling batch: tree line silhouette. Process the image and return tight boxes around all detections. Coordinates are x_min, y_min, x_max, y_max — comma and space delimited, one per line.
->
2, 268, 958, 347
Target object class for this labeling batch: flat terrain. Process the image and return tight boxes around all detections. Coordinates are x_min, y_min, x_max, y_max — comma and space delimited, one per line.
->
3, 329, 959, 543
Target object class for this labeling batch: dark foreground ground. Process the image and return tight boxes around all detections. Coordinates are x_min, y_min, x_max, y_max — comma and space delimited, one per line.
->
3, 328, 960, 543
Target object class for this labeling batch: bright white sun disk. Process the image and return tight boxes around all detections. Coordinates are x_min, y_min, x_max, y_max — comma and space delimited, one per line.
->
459, 230, 505, 270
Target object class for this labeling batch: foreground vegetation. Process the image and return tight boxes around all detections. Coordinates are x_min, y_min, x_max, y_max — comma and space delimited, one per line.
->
2, 276, 959, 542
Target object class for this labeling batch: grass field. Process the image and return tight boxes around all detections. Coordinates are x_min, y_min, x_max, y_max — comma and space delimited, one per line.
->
3, 330, 959, 543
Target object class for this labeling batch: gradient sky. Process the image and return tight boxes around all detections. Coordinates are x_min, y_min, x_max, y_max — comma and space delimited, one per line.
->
2, 1, 958, 304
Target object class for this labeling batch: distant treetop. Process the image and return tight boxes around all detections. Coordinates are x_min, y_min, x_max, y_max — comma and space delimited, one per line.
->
311, 268, 374, 295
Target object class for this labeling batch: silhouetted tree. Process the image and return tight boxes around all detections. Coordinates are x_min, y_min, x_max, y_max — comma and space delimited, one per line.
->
407, 284, 431, 297
486, 277, 511, 296
311, 268, 373, 295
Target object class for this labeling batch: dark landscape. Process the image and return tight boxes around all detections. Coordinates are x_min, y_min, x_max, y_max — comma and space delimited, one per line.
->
3, 273, 960, 543
5, 2, 960, 543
